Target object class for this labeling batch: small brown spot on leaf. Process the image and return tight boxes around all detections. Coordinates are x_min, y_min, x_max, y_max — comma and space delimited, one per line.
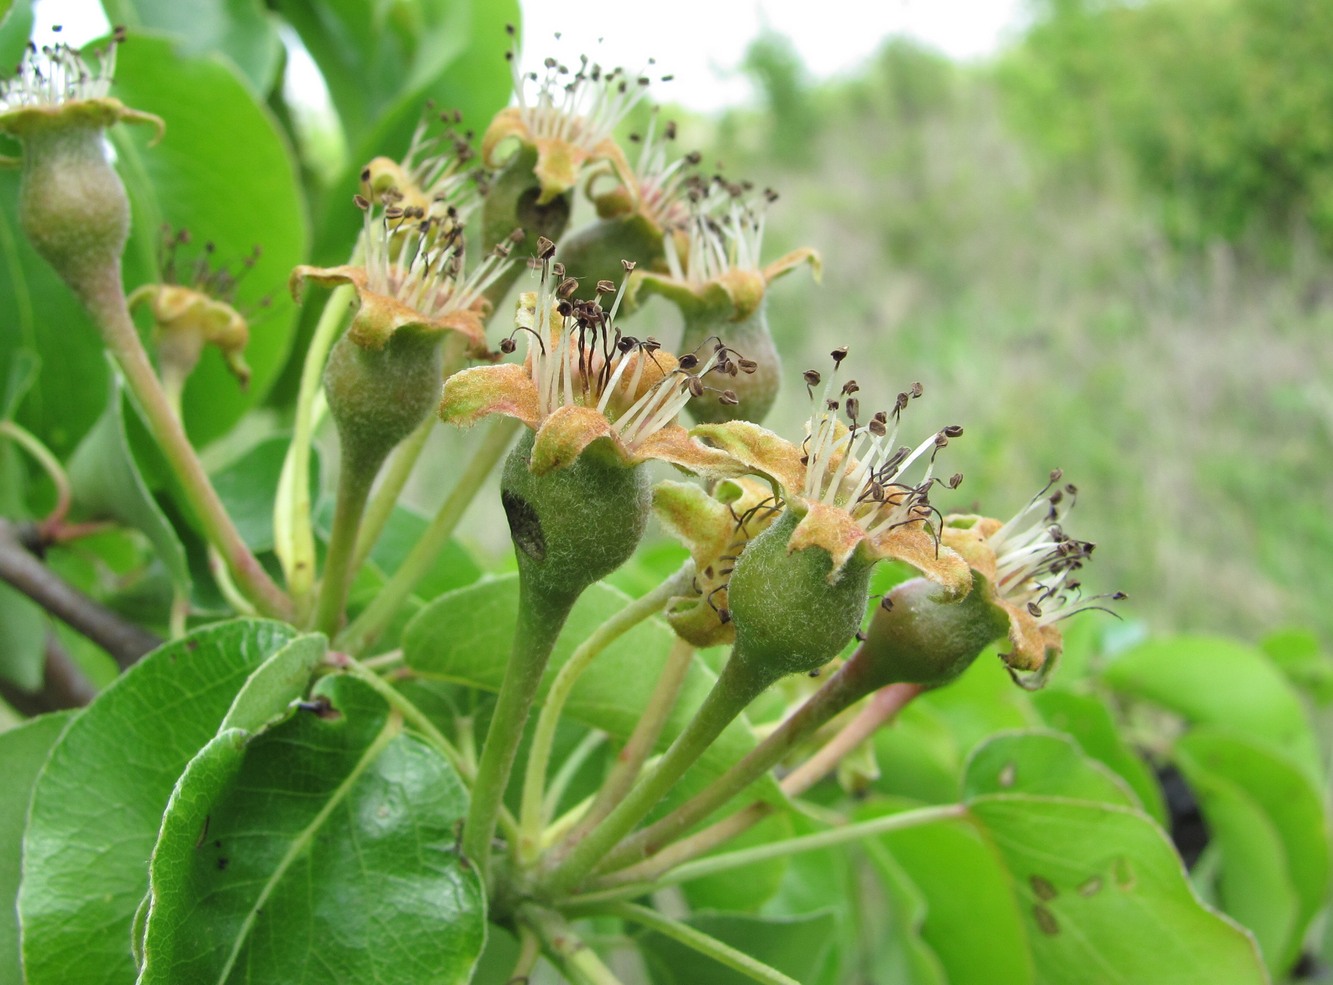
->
1078, 876, 1103, 897
1033, 904, 1060, 936
1030, 875, 1057, 901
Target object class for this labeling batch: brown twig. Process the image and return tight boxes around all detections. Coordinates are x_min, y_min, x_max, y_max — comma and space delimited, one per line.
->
0, 518, 161, 669
0, 633, 99, 714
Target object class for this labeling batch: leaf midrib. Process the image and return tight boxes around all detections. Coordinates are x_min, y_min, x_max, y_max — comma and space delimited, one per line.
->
213, 710, 402, 984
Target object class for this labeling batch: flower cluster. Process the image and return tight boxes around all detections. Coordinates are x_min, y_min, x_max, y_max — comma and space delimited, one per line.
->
440, 242, 751, 476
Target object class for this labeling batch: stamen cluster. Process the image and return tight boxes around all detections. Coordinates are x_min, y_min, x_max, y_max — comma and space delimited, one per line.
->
799, 348, 963, 544
0, 26, 123, 111
505, 27, 658, 154
510, 240, 754, 446
664, 179, 780, 284
985, 470, 1126, 625
354, 194, 516, 325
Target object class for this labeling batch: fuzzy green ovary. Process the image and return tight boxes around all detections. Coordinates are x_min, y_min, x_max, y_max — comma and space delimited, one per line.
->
553, 213, 664, 288
860, 573, 1010, 687
726, 509, 872, 679
682, 308, 780, 425
18, 125, 129, 301
323, 330, 441, 474
501, 430, 650, 604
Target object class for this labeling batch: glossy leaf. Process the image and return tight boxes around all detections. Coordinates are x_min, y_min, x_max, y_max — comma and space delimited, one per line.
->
403, 575, 778, 790
868, 800, 1036, 985
963, 730, 1140, 808
1175, 726, 1329, 974
1032, 688, 1168, 825
857, 837, 949, 985
0, 711, 72, 985
968, 794, 1268, 984
219, 632, 325, 733
1101, 634, 1320, 782
138, 674, 484, 985
679, 812, 792, 914
0, 581, 45, 690
19, 620, 298, 985
112, 34, 307, 447
67, 371, 190, 600
637, 910, 837, 985
102, 0, 283, 93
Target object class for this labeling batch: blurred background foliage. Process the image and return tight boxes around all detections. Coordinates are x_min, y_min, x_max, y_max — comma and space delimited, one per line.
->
644, 0, 1333, 652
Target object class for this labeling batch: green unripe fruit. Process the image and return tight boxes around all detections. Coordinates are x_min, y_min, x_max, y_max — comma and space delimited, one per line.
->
323, 330, 441, 476
726, 509, 873, 680
682, 308, 780, 425
500, 430, 650, 605
18, 125, 129, 305
860, 574, 1009, 687
554, 213, 663, 287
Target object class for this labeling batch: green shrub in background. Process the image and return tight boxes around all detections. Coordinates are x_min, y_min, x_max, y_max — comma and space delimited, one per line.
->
999, 0, 1333, 250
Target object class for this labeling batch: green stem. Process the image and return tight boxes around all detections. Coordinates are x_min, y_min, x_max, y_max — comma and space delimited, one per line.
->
517, 562, 693, 865
350, 413, 434, 572
462, 584, 575, 883
574, 804, 967, 906
84, 269, 290, 619
601, 654, 900, 874
565, 635, 696, 849
523, 906, 626, 985
277, 280, 355, 619
339, 655, 466, 777
312, 453, 377, 636
336, 415, 520, 655
593, 903, 800, 985
0, 419, 71, 526
604, 680, 925, 885
542, 653, 775, 897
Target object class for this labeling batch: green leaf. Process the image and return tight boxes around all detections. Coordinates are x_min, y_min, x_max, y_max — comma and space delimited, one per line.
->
403, 575, 778, 791
1032, 689, 1168, 825
102, 0, 283, 93
1102, 634, 1321, 782
680, 812, 792, 914
0, 580, 45, 690
1261, 628, 1333, 702
963, 730, 1140, 808
912, 647, 1038, 758
359, 504, 483, 600
138, 674, 485, 984
967, 794, 1268, 985
870, 702, 964, 804
0, 711, 73, 985
1, 348, 37, 420
67, 370, 190, 603
636, 910, 837, 985
1175, 727, 1328, 975
0, 0, 32, 68
865, 800, 1036, 985
856, 838, 949, 985
19, 619, 298, 985
111, 33, 308, 447
219, 632, 325, 733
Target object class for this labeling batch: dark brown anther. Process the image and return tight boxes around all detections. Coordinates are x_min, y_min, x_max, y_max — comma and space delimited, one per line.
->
687, 377, 705, 398
537, 236, 557, 260
621, 258, 637, 272
642, 337, 661, 352
803, 369, 822, 388
551, 261, 566, 278
868, 415, 887, 437
738, 358, 758, 373
949, 472, 963, 488
719, 390, 739, 405
842, 381, 860, 396
1027, 602, 1043, 617
678, 353, 700, 370
845, 397, 860, 421
880, 595, 894, 612
943, 425, 964, 438
557, 277, 579, 299
353, 194, 370, 211
831, 346, 848, 365
717, 608, 732, 625
910, 382, 924, 398
596, 279, 615, 294
499, 338, 517, 354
